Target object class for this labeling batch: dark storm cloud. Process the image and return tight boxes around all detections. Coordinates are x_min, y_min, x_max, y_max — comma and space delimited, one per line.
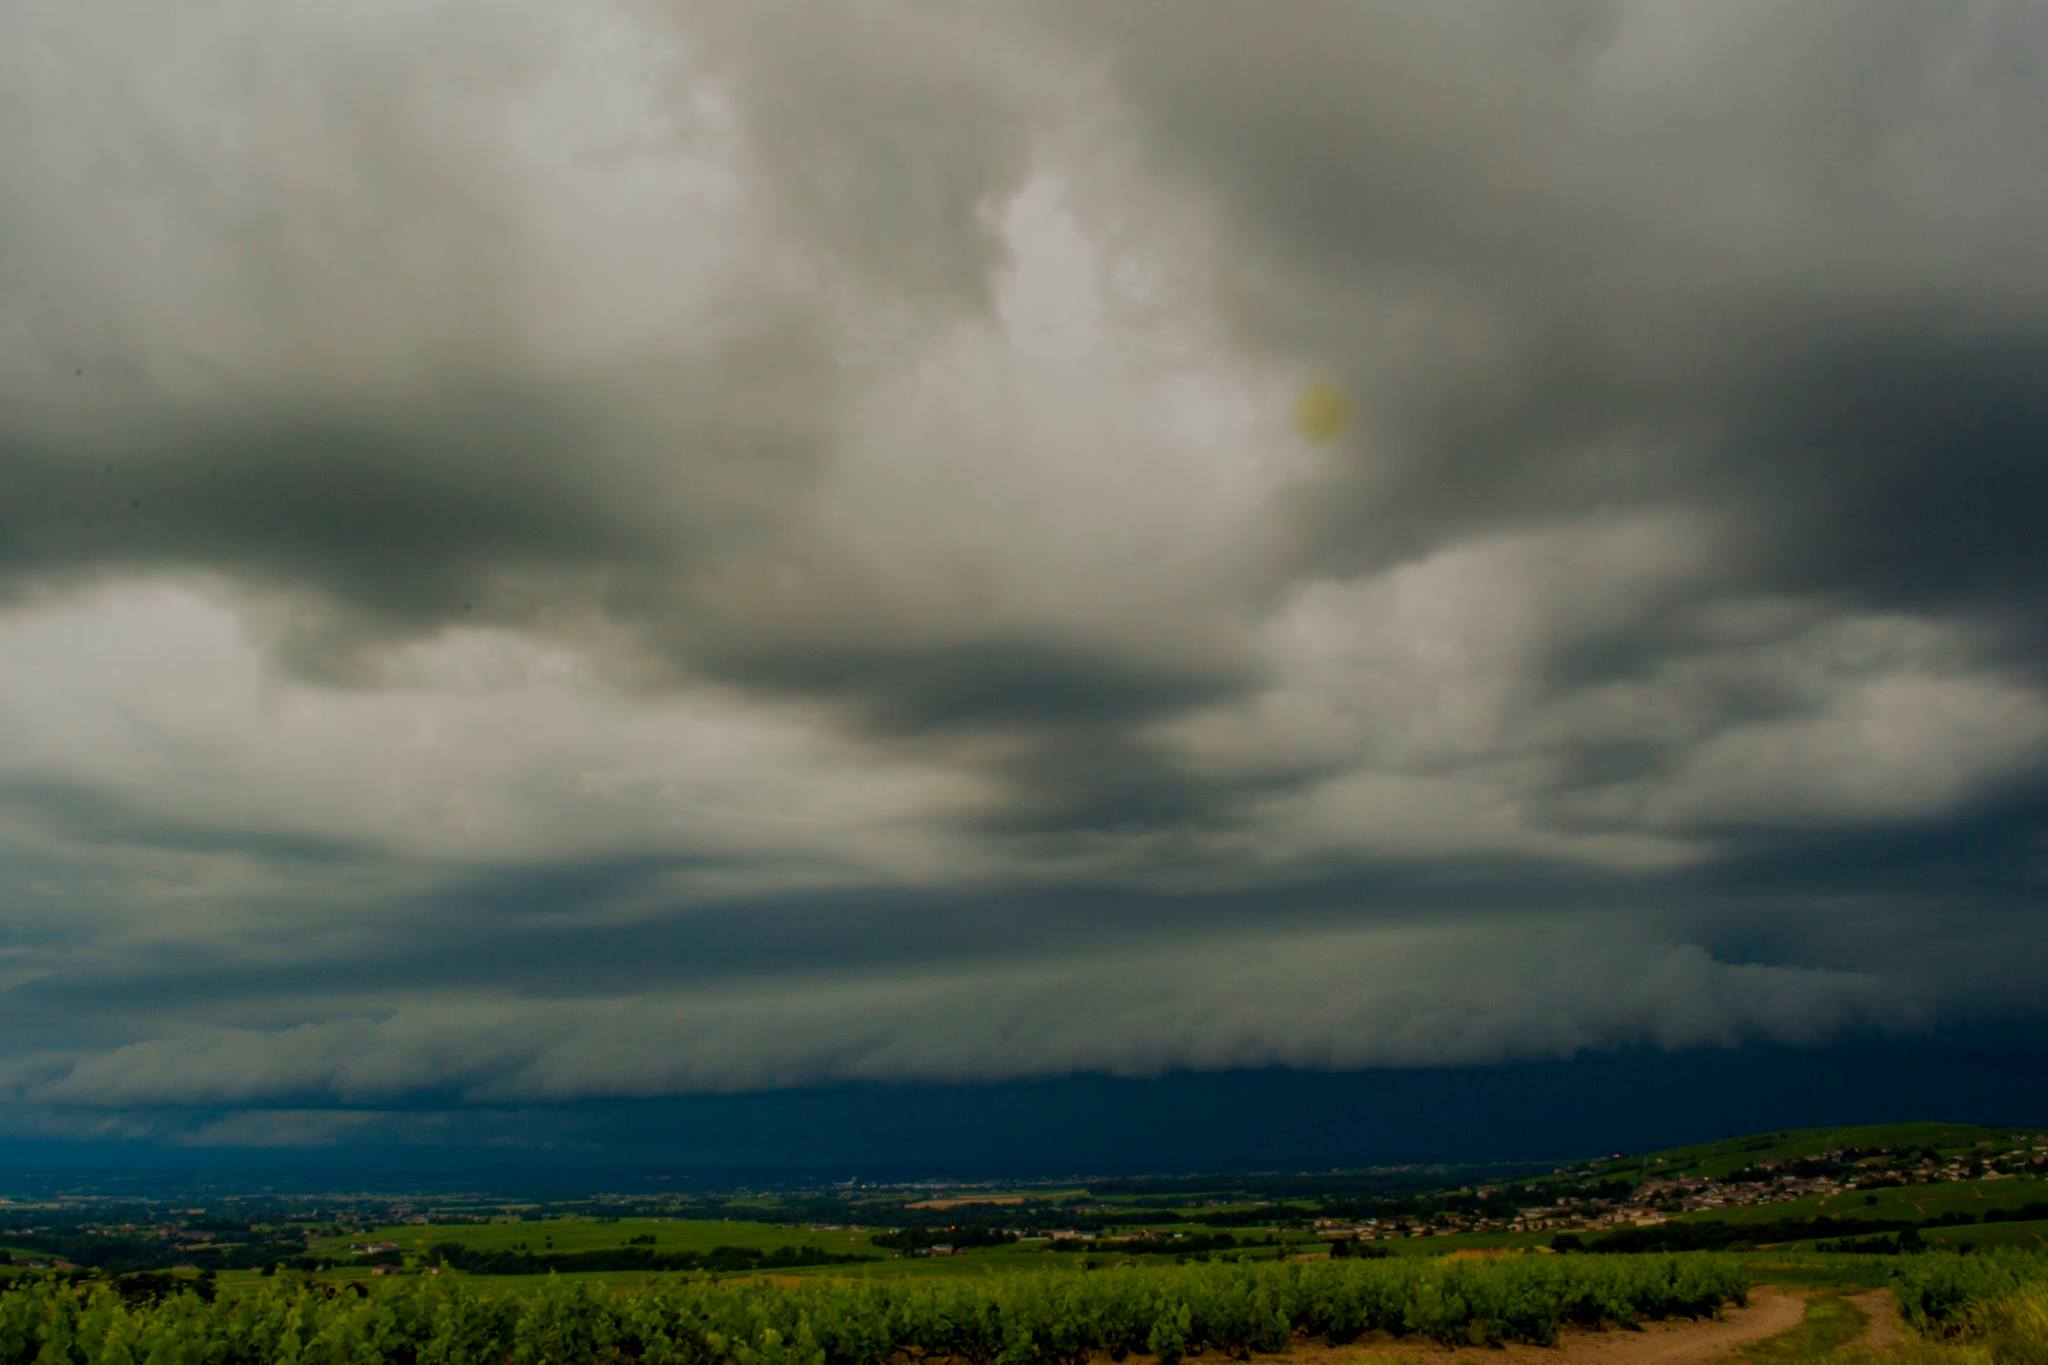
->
1054, 0, 2048, 635
1687, 774, 2048, 902
0, 846, 1629, 1019
1, 0, 2045, 1129
0, 0, 1240, 838
10, 926, 1906, 1110
1, 341, 834, 680
699, 634, 1244, 736
1021, 0, 2048, 877
1722, 325, 2048, 622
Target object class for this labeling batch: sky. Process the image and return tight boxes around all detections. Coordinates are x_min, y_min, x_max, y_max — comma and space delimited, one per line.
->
1, 0, 2045, 1172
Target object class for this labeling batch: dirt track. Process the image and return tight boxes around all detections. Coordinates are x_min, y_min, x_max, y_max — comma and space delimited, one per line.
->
1843, 1289, 1906, 1356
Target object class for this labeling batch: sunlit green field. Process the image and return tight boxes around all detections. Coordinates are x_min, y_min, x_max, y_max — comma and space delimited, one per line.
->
281, 1216, 1340, 1294
1766, 1219, 2048, 1252
1372, 1228, 1555, 1256
1923, 1217, 2048, 1249
310, 1215, 881, 1262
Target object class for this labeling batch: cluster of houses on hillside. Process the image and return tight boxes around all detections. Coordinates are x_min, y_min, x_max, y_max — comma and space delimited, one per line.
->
1312, 1136, 2048, 1243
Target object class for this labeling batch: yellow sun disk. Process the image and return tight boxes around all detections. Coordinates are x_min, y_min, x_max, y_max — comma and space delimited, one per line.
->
1293, 381, 1351, 443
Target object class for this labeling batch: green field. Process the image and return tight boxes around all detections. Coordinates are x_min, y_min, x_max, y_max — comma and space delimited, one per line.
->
311, 1216, 883, 1262
1763, 1219, 2048, 1253
289, 1211, 1344, 1289
1922, 1218, 2048, 1250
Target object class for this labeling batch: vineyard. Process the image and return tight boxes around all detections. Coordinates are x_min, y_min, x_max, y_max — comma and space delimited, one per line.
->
1, 1253, 1748, 1365
1890, 1249, 2048, 1335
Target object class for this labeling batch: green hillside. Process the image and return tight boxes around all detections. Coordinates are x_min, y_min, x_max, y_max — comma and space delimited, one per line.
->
1569, 1122, 2044, 1183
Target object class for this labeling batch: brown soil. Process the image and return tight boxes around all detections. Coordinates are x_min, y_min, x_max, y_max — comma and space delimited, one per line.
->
1843, 1289, 1906, 1356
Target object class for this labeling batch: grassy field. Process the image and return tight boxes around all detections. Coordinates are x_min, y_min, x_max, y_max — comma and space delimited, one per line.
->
1733, 1255, 1897, 1291
1920, 1217, 2048, 1250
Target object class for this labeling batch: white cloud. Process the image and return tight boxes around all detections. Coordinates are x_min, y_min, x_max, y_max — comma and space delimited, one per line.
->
0, 583, 990, 883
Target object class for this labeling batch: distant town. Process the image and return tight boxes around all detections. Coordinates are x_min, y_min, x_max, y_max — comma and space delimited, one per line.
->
1309, 1134, 2048, 1244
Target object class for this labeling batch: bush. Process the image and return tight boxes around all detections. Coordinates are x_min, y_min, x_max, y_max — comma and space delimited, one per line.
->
0, 1252, 1751, 1364
1893, 1251, 2048, 1337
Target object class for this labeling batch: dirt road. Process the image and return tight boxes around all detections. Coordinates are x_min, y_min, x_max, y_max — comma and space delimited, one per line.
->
1844, 1289, 1906, 1356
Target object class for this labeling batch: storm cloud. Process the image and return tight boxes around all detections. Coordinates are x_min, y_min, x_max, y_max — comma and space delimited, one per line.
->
1, 1, 2044, 1147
